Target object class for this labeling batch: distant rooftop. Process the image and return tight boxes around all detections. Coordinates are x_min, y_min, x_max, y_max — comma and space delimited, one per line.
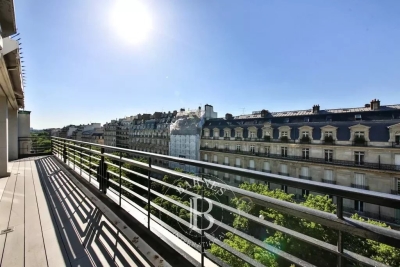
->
232, 102, 400, 120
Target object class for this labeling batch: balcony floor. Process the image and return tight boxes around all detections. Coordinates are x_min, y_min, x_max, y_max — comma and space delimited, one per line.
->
0, 156, 148, 267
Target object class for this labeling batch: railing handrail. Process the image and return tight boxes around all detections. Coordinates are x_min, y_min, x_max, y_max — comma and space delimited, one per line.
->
52, 137, 400, 209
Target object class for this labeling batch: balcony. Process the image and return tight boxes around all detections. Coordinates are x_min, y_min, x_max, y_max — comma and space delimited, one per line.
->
200, 147, 400, 172
391, 190, 399, 195
247, 167, 256, 170
3, 137, 400, 267
322, 179, 337, 184
351, 183, 370, 190
299, 175, 312, 180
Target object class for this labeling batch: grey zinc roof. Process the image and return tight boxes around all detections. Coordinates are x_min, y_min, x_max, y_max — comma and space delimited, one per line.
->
233, 104, 400, 119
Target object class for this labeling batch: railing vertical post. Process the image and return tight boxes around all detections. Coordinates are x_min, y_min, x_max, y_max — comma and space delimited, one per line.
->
80, 143, 83, 176
336, 196, 343, 267
147, 157, 152, 229
201, 175, 205, 267
73, 143, 76, 170
119, 151, 122, 206
100, 148, 105, 193
89, 144, 92, 183
63, 140, 67, 163
50, 138, 53, 155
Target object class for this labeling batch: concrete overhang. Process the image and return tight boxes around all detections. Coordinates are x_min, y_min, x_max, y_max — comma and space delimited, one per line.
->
0, 0, 17, 37
0, 37, 24, 109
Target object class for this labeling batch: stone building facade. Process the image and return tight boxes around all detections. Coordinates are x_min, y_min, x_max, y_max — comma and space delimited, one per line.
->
200, 99, 400, 224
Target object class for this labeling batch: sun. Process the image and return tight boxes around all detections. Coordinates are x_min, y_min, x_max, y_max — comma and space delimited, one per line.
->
111, 0, 153, 44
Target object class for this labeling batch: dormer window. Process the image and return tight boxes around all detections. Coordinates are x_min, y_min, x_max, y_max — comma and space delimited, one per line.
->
250, 132, 256, 138
326, 116, 332, 122
355, 114, 362, 121
304, 117, 310, 122
355, 131, 364, 138
302, 131, 309, 137
236, 132, 242, 137
284, 118, 289, 123
281, 131, 288, 137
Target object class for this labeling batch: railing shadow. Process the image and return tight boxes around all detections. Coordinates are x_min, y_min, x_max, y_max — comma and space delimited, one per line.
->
35, 156, 145, 267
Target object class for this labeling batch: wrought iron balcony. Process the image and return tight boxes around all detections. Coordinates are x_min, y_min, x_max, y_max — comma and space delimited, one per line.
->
43, 137, 400, 267
351, 183, 370, 190
322, 179, 337, 184
299, 175, 312, 180
200, 147, 400, 172
391, 189, 399, 195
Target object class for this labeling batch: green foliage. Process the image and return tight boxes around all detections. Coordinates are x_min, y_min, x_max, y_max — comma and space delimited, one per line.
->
210, 183, 399, 267
345, 214, 400, 266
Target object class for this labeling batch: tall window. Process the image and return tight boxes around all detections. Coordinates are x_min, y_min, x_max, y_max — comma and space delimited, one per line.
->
204, 154, 208, 161
236, 145, 241, 151
301, 189, 310, 197
224, 173, 230, 181
354, 200, 364, 212
236, 132, 242, 137
302, 148, 309, 159
280, 164, 288, 175
205, 142, 208, 148
224, 156, 229, 165
300, 167, 309, 178
213, 155, 218, 163
225, 144, 229, 150
324, 170, 333, 182
354, 152, 365, 165
235, 175, 242, 183
265, 146, 270, 155
325, 150, 333, 162
263, 161, 270, 172
249, 160, 255, 170
281, 147, 288, 157
225, 131, 229, 137
235, 158, 241, 167
250, 145, 255, 153
354, 173, 366, 187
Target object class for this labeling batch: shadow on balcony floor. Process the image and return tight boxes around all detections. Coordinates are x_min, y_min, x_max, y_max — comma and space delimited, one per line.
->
35, 156, 150, 267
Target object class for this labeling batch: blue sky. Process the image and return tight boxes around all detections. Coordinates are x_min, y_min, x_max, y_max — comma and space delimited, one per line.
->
15, 0, 400, 129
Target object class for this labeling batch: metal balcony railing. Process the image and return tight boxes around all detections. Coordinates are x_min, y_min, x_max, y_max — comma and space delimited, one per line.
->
200, 147, 400, 172
351, 183, 370, 190
51, 137, 400, 267
18, 135, 53, 158
322, 179, 337, 184
299, 175, 312, 180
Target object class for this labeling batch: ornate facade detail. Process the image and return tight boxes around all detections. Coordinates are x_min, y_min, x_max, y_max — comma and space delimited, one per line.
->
349, 124, 370, 142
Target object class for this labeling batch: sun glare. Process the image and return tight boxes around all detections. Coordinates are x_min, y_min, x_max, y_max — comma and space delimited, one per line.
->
111, 0, 153, 45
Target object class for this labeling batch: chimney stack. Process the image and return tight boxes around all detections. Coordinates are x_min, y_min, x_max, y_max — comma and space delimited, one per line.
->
370, 99, 381, 110
260, 109, 269, 118
312, 105, 320, 114
225, 113, 233, 120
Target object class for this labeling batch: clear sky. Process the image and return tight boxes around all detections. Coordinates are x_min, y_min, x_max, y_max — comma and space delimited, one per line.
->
15, 0, 400, 129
